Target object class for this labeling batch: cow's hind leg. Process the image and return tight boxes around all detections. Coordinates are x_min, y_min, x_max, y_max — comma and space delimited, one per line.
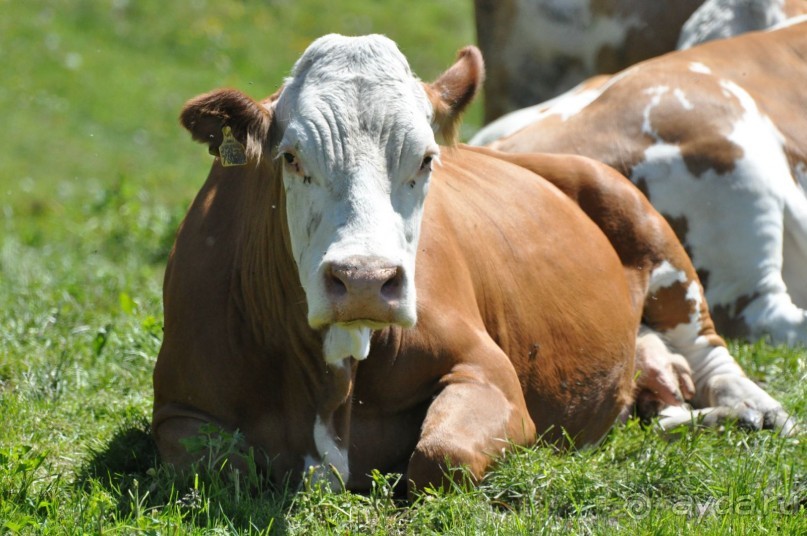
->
644, 254, 796, 434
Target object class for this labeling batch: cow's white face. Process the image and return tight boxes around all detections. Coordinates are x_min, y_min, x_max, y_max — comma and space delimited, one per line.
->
273, 35, 440, 348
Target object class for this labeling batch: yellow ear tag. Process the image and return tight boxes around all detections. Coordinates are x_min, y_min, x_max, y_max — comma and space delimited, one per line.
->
219, 125, 247, 167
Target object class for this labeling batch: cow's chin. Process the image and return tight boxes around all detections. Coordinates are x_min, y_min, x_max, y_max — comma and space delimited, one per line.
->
306, 291, 418, 329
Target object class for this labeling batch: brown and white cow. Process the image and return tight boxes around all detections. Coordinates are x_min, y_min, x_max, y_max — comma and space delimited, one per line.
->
472, 20, 807, 347
153, 35, 791, 496
474, 0, 806, 122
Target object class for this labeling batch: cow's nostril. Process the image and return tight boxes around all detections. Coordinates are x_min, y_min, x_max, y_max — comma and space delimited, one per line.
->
326, 268, 348, 297
381, 268, 404, 300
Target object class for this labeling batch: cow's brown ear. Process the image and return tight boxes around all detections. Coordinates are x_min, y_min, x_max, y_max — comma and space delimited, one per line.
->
180, 88, 273, 163
425, 46, 484, 145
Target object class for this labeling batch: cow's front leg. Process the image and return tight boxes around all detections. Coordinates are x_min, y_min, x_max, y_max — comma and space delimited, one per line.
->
153, 404, 252, 473
407, 362, 536, 496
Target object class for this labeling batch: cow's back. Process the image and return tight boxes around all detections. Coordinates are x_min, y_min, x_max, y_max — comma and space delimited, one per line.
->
491, 23, 807, 168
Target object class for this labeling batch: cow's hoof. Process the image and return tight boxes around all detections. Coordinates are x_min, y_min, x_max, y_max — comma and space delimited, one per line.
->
704, 374, 796, 435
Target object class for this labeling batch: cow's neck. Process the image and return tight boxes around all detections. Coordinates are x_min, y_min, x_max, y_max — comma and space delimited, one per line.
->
237, 158, 320, 361
235, 158, 358, 484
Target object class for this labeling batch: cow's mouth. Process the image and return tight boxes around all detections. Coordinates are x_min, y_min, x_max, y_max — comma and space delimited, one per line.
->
322, 324, 373, 364
337, 319, 391, 331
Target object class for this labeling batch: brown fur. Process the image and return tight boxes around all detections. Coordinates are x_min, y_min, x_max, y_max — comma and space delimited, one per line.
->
469, 148, 726, 349
179, 89, 272, 162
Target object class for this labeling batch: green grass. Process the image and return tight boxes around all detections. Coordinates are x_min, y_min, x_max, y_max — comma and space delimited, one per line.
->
1, 0, 805, 534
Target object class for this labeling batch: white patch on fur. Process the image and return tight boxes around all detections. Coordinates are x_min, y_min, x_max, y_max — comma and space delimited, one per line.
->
673, 88, 694, 110
769, 13, 807, 30
468, 78, 602, 146
677, 0, 789, 50
301, 416, 350, 489
647, 277, 747, 406
469, 70, 636, 145
470, 78, 607, 145
688, 62, 713, 74
323, 325, 371, 364
641, 86, 669, 138
468, 103, 549, 146
632, 74, 807, 344
663, 282, 703, 344
660, 283, 741, 394
647, 260, 687, 294
313, 415, 349, 482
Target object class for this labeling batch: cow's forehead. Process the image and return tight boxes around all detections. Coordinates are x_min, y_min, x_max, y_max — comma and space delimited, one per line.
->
289, 34, 414, 84
275, 35, 434, 169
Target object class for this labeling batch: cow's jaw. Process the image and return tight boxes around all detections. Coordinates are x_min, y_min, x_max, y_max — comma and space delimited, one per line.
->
274, 34, 437, 349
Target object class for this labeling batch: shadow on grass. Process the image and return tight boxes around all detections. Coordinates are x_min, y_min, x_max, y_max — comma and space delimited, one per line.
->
75, 417, 157, 490
74, 416, 293, 533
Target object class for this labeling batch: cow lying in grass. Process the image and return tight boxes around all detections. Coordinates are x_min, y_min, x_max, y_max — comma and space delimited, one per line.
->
153, 34, 793, 496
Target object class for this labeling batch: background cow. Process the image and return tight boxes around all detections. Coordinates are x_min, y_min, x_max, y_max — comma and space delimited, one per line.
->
678, 0, 807, 49
473, 21, 807, 346
153, 34, 792, 497
474, 0, 807, 122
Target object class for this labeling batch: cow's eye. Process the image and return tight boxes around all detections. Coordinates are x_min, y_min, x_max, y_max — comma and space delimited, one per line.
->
281, 151, 309, 181
420, 155, 434, 172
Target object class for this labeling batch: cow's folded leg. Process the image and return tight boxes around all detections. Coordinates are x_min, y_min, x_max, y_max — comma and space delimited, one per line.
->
406, 366, 536, 497
639, 247, 797, 435
153, 405, 251, 474
653, 340, 797, 435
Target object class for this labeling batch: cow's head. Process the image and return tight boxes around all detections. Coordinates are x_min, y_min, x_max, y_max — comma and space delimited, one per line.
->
180, 35, 483, 363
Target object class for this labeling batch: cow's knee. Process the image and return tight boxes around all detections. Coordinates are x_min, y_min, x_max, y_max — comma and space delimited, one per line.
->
407, 438, 484, 497
153, 414, 251, 473
154, 415, 211, 468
